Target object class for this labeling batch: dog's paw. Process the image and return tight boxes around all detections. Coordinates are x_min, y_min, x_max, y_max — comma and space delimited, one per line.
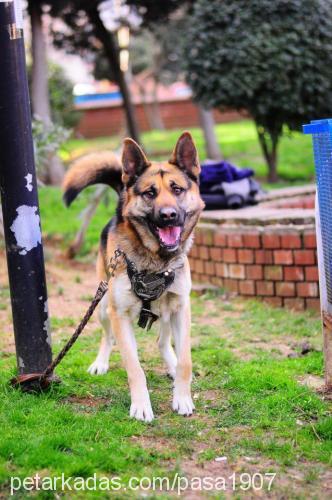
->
87, 359, 109, 375
130, 397, 154, 423
172, 391, 195, 416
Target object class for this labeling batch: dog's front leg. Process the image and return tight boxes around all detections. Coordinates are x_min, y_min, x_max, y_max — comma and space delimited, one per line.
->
110, 307, 154, 422
171, 298, 195, 416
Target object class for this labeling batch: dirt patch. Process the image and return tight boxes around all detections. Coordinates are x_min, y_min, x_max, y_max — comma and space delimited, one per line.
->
65, 395, 110, 406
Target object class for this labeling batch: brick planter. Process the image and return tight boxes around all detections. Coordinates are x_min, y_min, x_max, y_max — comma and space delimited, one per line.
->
189, 186, 320, 311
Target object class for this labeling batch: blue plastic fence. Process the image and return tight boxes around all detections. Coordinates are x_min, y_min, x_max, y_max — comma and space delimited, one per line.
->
303, 119, 332, 305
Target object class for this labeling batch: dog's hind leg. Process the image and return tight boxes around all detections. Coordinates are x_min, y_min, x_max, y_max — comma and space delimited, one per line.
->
158, 318, 177, 380
88, 292, 115, 375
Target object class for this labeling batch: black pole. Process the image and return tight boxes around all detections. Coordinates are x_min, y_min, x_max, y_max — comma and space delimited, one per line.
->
0, 0, 52, 387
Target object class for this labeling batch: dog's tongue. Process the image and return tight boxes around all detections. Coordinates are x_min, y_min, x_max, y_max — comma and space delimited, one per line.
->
157, 226, 181, 246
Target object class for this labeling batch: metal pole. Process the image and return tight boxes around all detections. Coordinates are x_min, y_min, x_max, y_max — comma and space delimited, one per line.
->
0, 0, 52, 387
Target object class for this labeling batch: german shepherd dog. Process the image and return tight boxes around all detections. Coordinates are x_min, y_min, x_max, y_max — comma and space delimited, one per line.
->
63, 133, 204, 422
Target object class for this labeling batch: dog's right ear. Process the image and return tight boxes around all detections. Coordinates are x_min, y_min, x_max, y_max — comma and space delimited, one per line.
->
122, 138, 150, 185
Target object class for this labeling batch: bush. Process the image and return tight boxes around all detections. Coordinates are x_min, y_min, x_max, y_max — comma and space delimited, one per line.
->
184, 0, 332, 182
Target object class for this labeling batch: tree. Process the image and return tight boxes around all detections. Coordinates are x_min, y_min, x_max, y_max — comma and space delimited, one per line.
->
50, 0, 140, 143
184, 0, 332, 182
28, 0, 65, 185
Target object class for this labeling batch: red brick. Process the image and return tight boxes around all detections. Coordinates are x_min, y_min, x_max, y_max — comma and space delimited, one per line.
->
276, 282, 295, 297
306, 298, 321, 312
195, 229, 204, 245
263, 297, 282, 307
204, 261, 215, 276
305, 266, 319, 282
284, 298, 305, 311
199, 246, 209, 260
214, 232, 227, 247
284, 266, 304, 281
297, 282, 319, 298
262, 233, 281, 249
239, 280, 255, 295
243, 233, 261, 248
211, 276, 223, 287
238, 249, 254, 264
223, 248, 237, 263
304, 232, 317, 249
189, 246, 198, 258
264, 265, 283, 281
210, 247, 223, 261
229, 264, 245, 279
195, 260, 204, 274
202, 229, 214, 246
255, 250, 273, 264
281, 233, 302, 249
216, 263, 228, 278
224, 279, 239, 293
246, 265, 263, 280
274, 250, 293, 265
256, 281, 274, 296
294, 250, 315, 265
228, 234, 243, 248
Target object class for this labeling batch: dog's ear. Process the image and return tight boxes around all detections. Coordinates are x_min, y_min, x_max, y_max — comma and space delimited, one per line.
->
122, 138, 150, 184
169, 132, 200, 180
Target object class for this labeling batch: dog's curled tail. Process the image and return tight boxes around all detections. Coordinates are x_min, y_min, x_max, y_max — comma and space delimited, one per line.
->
62, 151, 123, 206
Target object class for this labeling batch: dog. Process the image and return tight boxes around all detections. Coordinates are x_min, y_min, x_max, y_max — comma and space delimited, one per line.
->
63, 132, 204, 422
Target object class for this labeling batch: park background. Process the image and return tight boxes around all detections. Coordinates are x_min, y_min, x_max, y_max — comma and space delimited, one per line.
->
0, 0, 331, 497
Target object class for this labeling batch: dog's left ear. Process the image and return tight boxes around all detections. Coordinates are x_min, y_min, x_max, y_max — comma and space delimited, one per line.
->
122, 138, 150, 184
169, 132, 200, 180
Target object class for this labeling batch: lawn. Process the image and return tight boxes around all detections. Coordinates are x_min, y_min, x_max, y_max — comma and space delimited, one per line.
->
0, 179, 331, 498
60, 119, 315, 185
0, 262, 331, 497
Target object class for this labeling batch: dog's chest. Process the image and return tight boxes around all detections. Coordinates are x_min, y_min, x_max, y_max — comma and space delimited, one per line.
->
111, 266, 190, 321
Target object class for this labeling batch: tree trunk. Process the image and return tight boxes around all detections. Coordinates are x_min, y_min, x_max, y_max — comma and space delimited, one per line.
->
28, 0, 64, 185
28, 1, 50, 121
150, 78, 164, 130
198, 105, 222, 161
89, 7, 140, 144
256, 125, 279, 183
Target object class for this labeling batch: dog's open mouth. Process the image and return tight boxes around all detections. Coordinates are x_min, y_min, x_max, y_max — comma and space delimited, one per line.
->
156, 226, 181, 248
147, 222, 182, 250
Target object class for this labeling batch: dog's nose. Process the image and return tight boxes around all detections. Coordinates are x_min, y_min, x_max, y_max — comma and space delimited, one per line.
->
159, 206, 177, 221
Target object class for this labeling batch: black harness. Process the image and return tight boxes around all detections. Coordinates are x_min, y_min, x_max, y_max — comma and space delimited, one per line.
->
124, 255, 176, 330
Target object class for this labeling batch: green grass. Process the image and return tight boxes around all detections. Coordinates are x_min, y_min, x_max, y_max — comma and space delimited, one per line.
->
60, 119, 315, 184
0, 297, 331, 497
39, 186, 117, 256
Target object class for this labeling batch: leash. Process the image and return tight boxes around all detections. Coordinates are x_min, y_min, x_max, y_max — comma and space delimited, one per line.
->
11, 249, 124, 391
10, 248, 178, 392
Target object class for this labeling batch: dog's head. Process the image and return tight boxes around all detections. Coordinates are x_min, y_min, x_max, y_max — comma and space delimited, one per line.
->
121, 132, 205, 257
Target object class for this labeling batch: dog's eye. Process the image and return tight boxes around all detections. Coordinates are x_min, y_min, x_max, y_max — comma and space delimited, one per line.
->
143, 189, 156, 199
172, 186, 185, 196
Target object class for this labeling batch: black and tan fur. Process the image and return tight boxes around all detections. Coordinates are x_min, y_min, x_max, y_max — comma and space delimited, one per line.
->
63, 133, 204, 422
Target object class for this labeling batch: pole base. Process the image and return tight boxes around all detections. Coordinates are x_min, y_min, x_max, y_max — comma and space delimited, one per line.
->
10, 372, 61, 392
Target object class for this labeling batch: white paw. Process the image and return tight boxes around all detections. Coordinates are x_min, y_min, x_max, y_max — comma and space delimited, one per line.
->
130, 396, 154, 423
172, 391, 195, 416
87, 359, 109, 375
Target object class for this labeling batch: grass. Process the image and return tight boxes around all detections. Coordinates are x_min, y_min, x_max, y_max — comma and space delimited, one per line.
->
0, 294, 331, 497
60, 119, 315, 185
39, 186, 117, 257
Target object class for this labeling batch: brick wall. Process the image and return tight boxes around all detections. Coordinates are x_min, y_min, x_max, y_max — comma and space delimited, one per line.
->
76, 100, 244, 138
189, 224, 319, 311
